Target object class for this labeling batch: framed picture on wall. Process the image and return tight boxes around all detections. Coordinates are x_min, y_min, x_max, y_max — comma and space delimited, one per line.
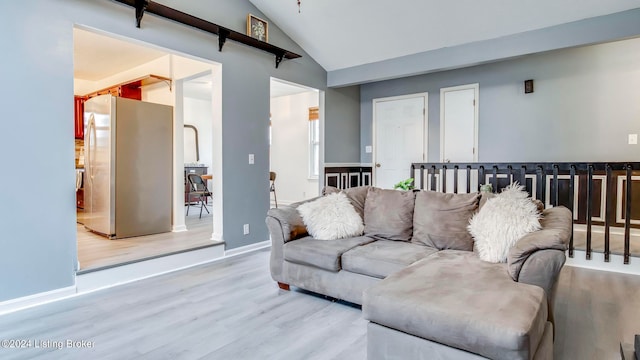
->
247, 14, 268, 42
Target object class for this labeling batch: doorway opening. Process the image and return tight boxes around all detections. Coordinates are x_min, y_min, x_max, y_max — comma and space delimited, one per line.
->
74, 27, 223, 273
269, 78, 322, 206
372, 93, 428, 189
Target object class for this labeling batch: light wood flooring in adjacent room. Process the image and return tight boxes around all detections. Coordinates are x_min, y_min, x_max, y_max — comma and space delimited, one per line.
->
1, 249, 639, 359
77, 207, 219, 273
572, 228, 640, 257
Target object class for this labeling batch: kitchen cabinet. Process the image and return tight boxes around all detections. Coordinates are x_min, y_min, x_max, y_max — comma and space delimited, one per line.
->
74, 96, 86, 139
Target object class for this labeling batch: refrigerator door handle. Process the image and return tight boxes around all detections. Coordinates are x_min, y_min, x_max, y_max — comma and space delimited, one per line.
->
87, 114, 97, 182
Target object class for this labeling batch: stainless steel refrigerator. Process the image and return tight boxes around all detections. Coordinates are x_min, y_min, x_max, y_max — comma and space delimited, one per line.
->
84, 95, 173, 239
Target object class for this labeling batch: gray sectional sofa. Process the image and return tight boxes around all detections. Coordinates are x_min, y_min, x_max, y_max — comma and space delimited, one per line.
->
265, 186, 572, 359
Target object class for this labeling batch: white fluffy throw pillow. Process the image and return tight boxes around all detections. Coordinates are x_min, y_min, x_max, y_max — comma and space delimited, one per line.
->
468, 183, 542, 263
297, 192, 364, 240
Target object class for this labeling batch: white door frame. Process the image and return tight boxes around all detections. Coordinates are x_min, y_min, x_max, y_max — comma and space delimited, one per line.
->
372, 92, 428, 186
439, 83, 479, 162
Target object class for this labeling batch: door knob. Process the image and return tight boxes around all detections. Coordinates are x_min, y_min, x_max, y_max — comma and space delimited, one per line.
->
375, 163, 381, 168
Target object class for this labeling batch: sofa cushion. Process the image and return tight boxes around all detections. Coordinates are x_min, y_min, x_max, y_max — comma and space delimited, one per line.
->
283, 236, 374, 272
297, 192, 364, 240
412, 191, 480, 251
364, 188, 415, 241
323, 186, 370, 220
342, 240, 438, 279
363, 251, 548, 360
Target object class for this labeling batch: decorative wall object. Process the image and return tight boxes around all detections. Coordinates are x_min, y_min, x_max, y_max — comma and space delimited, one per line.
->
247, 14, 268, 42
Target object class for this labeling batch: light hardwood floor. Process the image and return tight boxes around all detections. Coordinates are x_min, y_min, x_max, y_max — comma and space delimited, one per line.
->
0, 249, 638, 359
77, 209, 218, 272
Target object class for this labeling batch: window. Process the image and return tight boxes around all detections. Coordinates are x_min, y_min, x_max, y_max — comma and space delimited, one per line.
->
308, 107, 319, 179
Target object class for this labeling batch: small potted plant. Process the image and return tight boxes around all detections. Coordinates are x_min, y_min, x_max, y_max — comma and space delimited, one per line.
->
393, 178, 415, 191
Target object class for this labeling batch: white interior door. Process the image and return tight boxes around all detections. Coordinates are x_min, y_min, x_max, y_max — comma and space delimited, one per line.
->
373, 94, 427, 189
441, 84, 478, 162
440, 84, 479, 192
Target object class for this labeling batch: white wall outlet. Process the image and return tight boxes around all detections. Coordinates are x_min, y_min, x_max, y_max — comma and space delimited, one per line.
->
629, 134, 638, 145
243, 224, 250, 235
248, 154, 255, 164
365, 145, 372, 153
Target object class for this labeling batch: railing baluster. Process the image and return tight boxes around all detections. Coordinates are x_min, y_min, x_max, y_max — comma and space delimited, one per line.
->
537, 165, 544, 203
411, 164, 416, 186
492, 166, 498, 192
466, 166, 471, 193
442, 165, 447, 193
419, 165, 425, 190
586, 164, 593, 260
520, 165, 527, 193
604, 164, 612, 262
624, 164, 632, 265
553, 165, 559, 207
479, 166, 486, 190
430, 166, 437, 192
568, 165, 575, 258
453, 166, 459, 193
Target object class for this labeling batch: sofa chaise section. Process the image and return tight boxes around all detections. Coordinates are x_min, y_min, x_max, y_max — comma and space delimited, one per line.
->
363, 251, 551, 360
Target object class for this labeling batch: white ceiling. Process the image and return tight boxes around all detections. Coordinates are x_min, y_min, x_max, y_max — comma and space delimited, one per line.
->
271, 79, 317, 98
249, 0, 640, 71
74, 28, 167, 81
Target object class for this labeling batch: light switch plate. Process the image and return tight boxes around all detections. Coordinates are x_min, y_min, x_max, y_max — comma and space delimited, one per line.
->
629, 134, 638, 145
249, 154, 255, 164
365, 145, 372, 153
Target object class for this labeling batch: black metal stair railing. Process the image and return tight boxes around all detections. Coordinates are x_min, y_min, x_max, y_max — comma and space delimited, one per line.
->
410, 162, 640, 264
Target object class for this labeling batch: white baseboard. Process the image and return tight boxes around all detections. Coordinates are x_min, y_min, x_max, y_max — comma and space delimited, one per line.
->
0, 285, 76, 316
225, 240, 271, 257
565, 250, 640, 275
172, 225, 188, 232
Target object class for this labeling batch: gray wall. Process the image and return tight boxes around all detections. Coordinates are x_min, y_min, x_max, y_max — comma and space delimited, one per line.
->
325, 86, 361, 163
360, 37, 640, 164
0, 0, 359, 302
330, 8, 640, 87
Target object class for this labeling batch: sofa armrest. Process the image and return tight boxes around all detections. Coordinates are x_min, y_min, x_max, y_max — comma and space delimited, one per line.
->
516, 249, 566, 326
266, 206, 308, 244
507, 206, 572, 281
266, 203, 310, 283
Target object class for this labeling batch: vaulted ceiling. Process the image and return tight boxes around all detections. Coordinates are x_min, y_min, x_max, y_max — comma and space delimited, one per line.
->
249, 0, 640, 72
